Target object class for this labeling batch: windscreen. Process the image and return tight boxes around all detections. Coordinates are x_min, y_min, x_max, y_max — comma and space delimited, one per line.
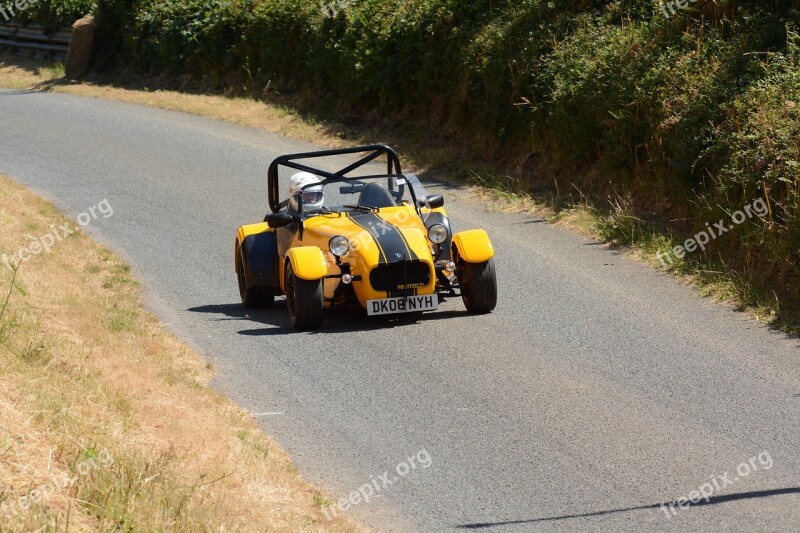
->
300, 175, 420, 213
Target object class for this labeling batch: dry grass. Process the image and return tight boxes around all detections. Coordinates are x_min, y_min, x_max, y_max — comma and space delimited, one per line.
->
0, 174, 358, 531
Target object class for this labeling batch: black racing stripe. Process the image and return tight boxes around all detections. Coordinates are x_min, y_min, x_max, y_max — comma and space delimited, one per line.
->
392, 219, 420, 262
373, 213, 419, 261
348, 212, 418, 263
347, 213, 387, 263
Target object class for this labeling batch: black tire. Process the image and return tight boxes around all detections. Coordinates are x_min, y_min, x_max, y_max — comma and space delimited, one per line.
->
285, 262, 324, 331
236, 242, 273, 309
458, 256, 497, 314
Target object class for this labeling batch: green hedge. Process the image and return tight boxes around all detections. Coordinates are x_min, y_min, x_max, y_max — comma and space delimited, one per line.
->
4, 0, 96, 33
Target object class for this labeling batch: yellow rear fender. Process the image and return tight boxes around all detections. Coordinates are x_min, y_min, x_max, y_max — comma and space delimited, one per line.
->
235, 222, 271, 265
235, 222, 280, 290
452, 229, 494, 264
286, 246, 328, 281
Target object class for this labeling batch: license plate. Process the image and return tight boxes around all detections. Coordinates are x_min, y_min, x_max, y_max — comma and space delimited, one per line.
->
367, 295, 438, 316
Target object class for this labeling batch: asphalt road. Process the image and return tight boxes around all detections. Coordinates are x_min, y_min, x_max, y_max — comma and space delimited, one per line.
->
1, 89, 799, 532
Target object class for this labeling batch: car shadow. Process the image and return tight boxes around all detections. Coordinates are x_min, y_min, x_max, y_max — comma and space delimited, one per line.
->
187, 298, 469, 335
454, 486, 800, 528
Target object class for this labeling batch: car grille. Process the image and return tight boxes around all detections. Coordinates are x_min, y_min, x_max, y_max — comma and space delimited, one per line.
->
369, 261, 431, 291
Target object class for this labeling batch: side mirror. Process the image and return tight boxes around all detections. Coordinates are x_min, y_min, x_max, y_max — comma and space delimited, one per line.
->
419, 194, 445, 209
265, 212, 296, 228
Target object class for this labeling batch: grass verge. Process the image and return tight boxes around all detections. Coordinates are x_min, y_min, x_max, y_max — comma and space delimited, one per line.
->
0, 54, 793, 334
0, 173, 357, 530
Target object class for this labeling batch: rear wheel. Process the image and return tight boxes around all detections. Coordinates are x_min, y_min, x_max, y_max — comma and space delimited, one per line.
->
236, 242, 273, 309
458, 256, 497, 314
285, 262, 324, 330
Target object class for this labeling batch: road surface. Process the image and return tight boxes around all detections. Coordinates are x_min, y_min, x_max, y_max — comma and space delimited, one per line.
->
1, 88, 798, 531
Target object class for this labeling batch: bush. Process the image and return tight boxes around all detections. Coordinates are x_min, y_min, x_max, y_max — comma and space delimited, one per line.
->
9, 0, 96, 33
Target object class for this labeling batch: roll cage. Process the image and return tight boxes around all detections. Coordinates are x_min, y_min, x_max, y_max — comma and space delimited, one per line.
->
268, 144, 424, 215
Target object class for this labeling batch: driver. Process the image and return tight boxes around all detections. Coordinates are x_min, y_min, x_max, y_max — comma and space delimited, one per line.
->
288, 172, 324, 213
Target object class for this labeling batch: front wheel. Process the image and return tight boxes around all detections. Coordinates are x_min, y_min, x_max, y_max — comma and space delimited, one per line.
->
285, 262, 324, 330
458, 257, 497, 314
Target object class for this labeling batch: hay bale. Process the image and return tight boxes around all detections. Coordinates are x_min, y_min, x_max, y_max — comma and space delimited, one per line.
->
65, 15, 97, 78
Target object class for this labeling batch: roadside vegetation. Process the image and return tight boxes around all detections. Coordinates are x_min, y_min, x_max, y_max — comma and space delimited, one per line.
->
4, 1, 799, 333
3, 0, 94, 33
0, 174, 355, 531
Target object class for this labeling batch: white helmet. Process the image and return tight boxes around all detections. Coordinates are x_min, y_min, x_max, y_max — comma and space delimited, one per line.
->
288, 172, 324, 212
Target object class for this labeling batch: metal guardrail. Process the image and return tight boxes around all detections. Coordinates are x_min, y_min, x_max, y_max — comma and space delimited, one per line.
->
0, 23, 72, 61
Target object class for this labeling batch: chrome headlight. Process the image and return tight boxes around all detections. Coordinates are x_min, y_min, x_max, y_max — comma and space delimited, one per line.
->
329, 235, 350, 257
427, 224, 448, 244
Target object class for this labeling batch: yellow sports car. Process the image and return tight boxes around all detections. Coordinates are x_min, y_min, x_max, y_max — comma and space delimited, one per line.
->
234, 145, 497, 330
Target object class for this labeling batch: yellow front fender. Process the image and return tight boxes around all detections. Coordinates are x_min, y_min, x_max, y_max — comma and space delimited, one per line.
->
286, 246, 328, 280
452, 229, 495, 263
